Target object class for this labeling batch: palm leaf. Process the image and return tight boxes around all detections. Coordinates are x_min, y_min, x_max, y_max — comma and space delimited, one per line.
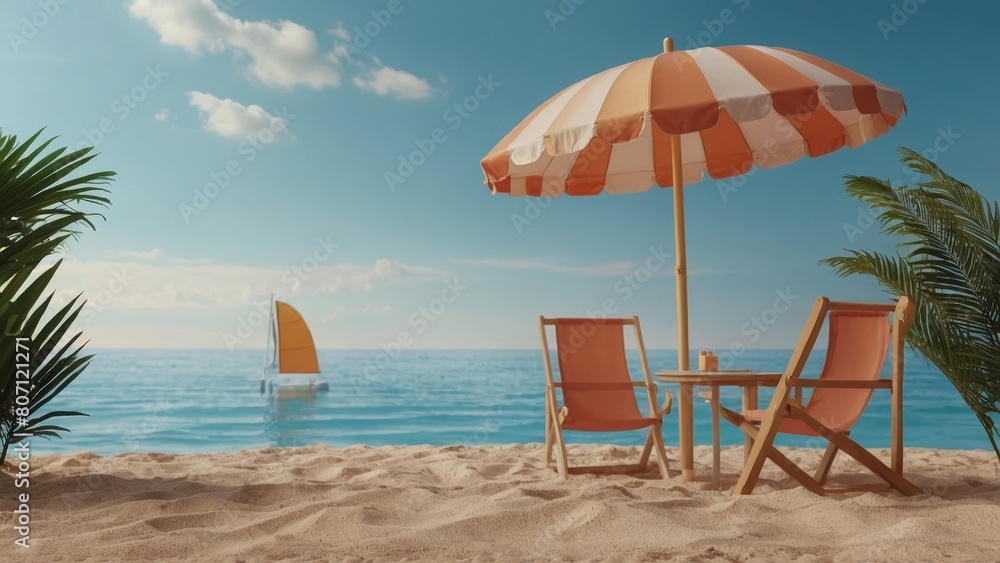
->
0, 128, 114, 464
821, 148, 1000, 460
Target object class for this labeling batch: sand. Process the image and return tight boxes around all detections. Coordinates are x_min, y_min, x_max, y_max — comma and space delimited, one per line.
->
3, 443, 999, 562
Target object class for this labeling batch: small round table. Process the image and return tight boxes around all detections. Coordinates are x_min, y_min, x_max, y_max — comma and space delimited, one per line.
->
655, 370, 782, 486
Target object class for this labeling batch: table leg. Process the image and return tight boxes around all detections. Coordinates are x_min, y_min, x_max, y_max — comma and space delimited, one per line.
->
711, 385, 720, 488
679, 383, 694, 482
741, 385, 758, 463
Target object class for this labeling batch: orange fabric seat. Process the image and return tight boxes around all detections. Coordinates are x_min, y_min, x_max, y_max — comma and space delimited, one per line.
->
722, 297, 921, 496
563, 415, 659, 433
540, 316, 672, 479
743, 409, 828, 437
745, 306, 892, 437
559, 382, 660, 432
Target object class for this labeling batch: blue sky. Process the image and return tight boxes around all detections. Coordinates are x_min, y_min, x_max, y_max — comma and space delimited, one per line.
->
2, 0, 998, 351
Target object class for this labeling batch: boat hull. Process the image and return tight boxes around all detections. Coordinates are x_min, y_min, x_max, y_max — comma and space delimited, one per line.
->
272, 380, 329, 397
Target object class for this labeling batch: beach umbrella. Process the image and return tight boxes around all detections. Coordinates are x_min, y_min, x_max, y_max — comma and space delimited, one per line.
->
480, 38, 905, 371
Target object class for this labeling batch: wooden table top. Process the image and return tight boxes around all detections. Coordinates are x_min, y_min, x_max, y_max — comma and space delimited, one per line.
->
655, 370, 783, 385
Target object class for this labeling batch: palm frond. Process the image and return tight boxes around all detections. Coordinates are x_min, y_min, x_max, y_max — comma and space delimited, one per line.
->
0, 128, 114, 464
822, 148, 1000, 461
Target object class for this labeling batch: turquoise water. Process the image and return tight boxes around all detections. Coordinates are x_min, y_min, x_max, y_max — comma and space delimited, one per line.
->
33, 348, 991, 456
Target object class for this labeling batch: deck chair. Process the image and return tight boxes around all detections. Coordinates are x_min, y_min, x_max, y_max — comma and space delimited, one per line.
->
721, 296, 919, 496
539, 316, 672, 480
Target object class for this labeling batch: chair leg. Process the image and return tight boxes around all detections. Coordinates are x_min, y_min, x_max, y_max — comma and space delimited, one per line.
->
722, 406, 826, 493
784, 405, 921, 496
549, 412, 569, 479
762, 444, 827, 495
725, 402, 919, 496
545, 412, 555, 468
731, 410, 784, 496
721, 406, 757, 438
825, 431, 921, 495
638, 432, 654, 470
814, 437, 841, 486
555, 438, 569, 479
650, 423, 670, 480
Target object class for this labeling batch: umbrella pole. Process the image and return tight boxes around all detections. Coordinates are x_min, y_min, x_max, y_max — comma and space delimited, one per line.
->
664, 36, 694, 481
671, 133, 694, 483
671, 135, 688, 372
664, 37, 690, 373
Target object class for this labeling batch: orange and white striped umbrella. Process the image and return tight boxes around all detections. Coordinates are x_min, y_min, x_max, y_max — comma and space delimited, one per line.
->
481, 41, 905, 197
480, 39, 904, 379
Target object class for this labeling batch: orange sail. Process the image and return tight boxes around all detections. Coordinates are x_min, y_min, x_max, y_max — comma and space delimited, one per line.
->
275, 301, 320, 375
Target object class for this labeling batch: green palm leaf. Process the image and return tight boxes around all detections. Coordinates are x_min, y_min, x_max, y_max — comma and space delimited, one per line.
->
822, 148, 1000, 460
0, 128, 114, 464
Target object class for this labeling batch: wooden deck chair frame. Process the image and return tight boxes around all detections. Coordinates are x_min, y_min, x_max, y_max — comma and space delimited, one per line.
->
722, 296, 920, 496
539, 316, 672, 480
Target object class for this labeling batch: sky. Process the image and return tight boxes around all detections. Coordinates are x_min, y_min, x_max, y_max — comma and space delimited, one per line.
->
1, 0, 998, 351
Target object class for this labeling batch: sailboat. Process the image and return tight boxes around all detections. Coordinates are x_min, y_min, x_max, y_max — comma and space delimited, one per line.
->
261, 298, 330, 396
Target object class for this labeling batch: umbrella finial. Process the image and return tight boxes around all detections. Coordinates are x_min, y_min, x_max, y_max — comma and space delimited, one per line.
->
663, 37, 673, 53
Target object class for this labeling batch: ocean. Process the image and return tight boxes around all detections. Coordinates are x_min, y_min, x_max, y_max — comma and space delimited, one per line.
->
33, 348, 992, 456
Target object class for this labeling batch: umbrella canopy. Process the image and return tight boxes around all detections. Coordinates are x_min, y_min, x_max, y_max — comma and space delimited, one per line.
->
481, 38, 904, 374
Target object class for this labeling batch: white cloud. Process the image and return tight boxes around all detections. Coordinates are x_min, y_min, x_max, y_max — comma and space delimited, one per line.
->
154, 108, 170, 121
307, 258, 447, 293
128, 0, 342, 89
452, 258, 649, 277
320, 304, 392, 323
453, 257, 726, 277
45, 252, 450, 311
106, 248, 165, 261
353, 66, 432, 100
187, 91, 293, 141
128, 0, 435, 101
328, 22, 351, 42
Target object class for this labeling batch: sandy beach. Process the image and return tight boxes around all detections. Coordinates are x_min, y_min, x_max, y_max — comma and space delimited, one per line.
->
2, 444, 998, 561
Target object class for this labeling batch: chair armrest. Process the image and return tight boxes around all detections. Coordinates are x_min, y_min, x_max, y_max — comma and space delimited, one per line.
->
793, 379, 892, 389
549, 381, 649, 388
658, 389, 673, 417
770, 398, 807, 417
